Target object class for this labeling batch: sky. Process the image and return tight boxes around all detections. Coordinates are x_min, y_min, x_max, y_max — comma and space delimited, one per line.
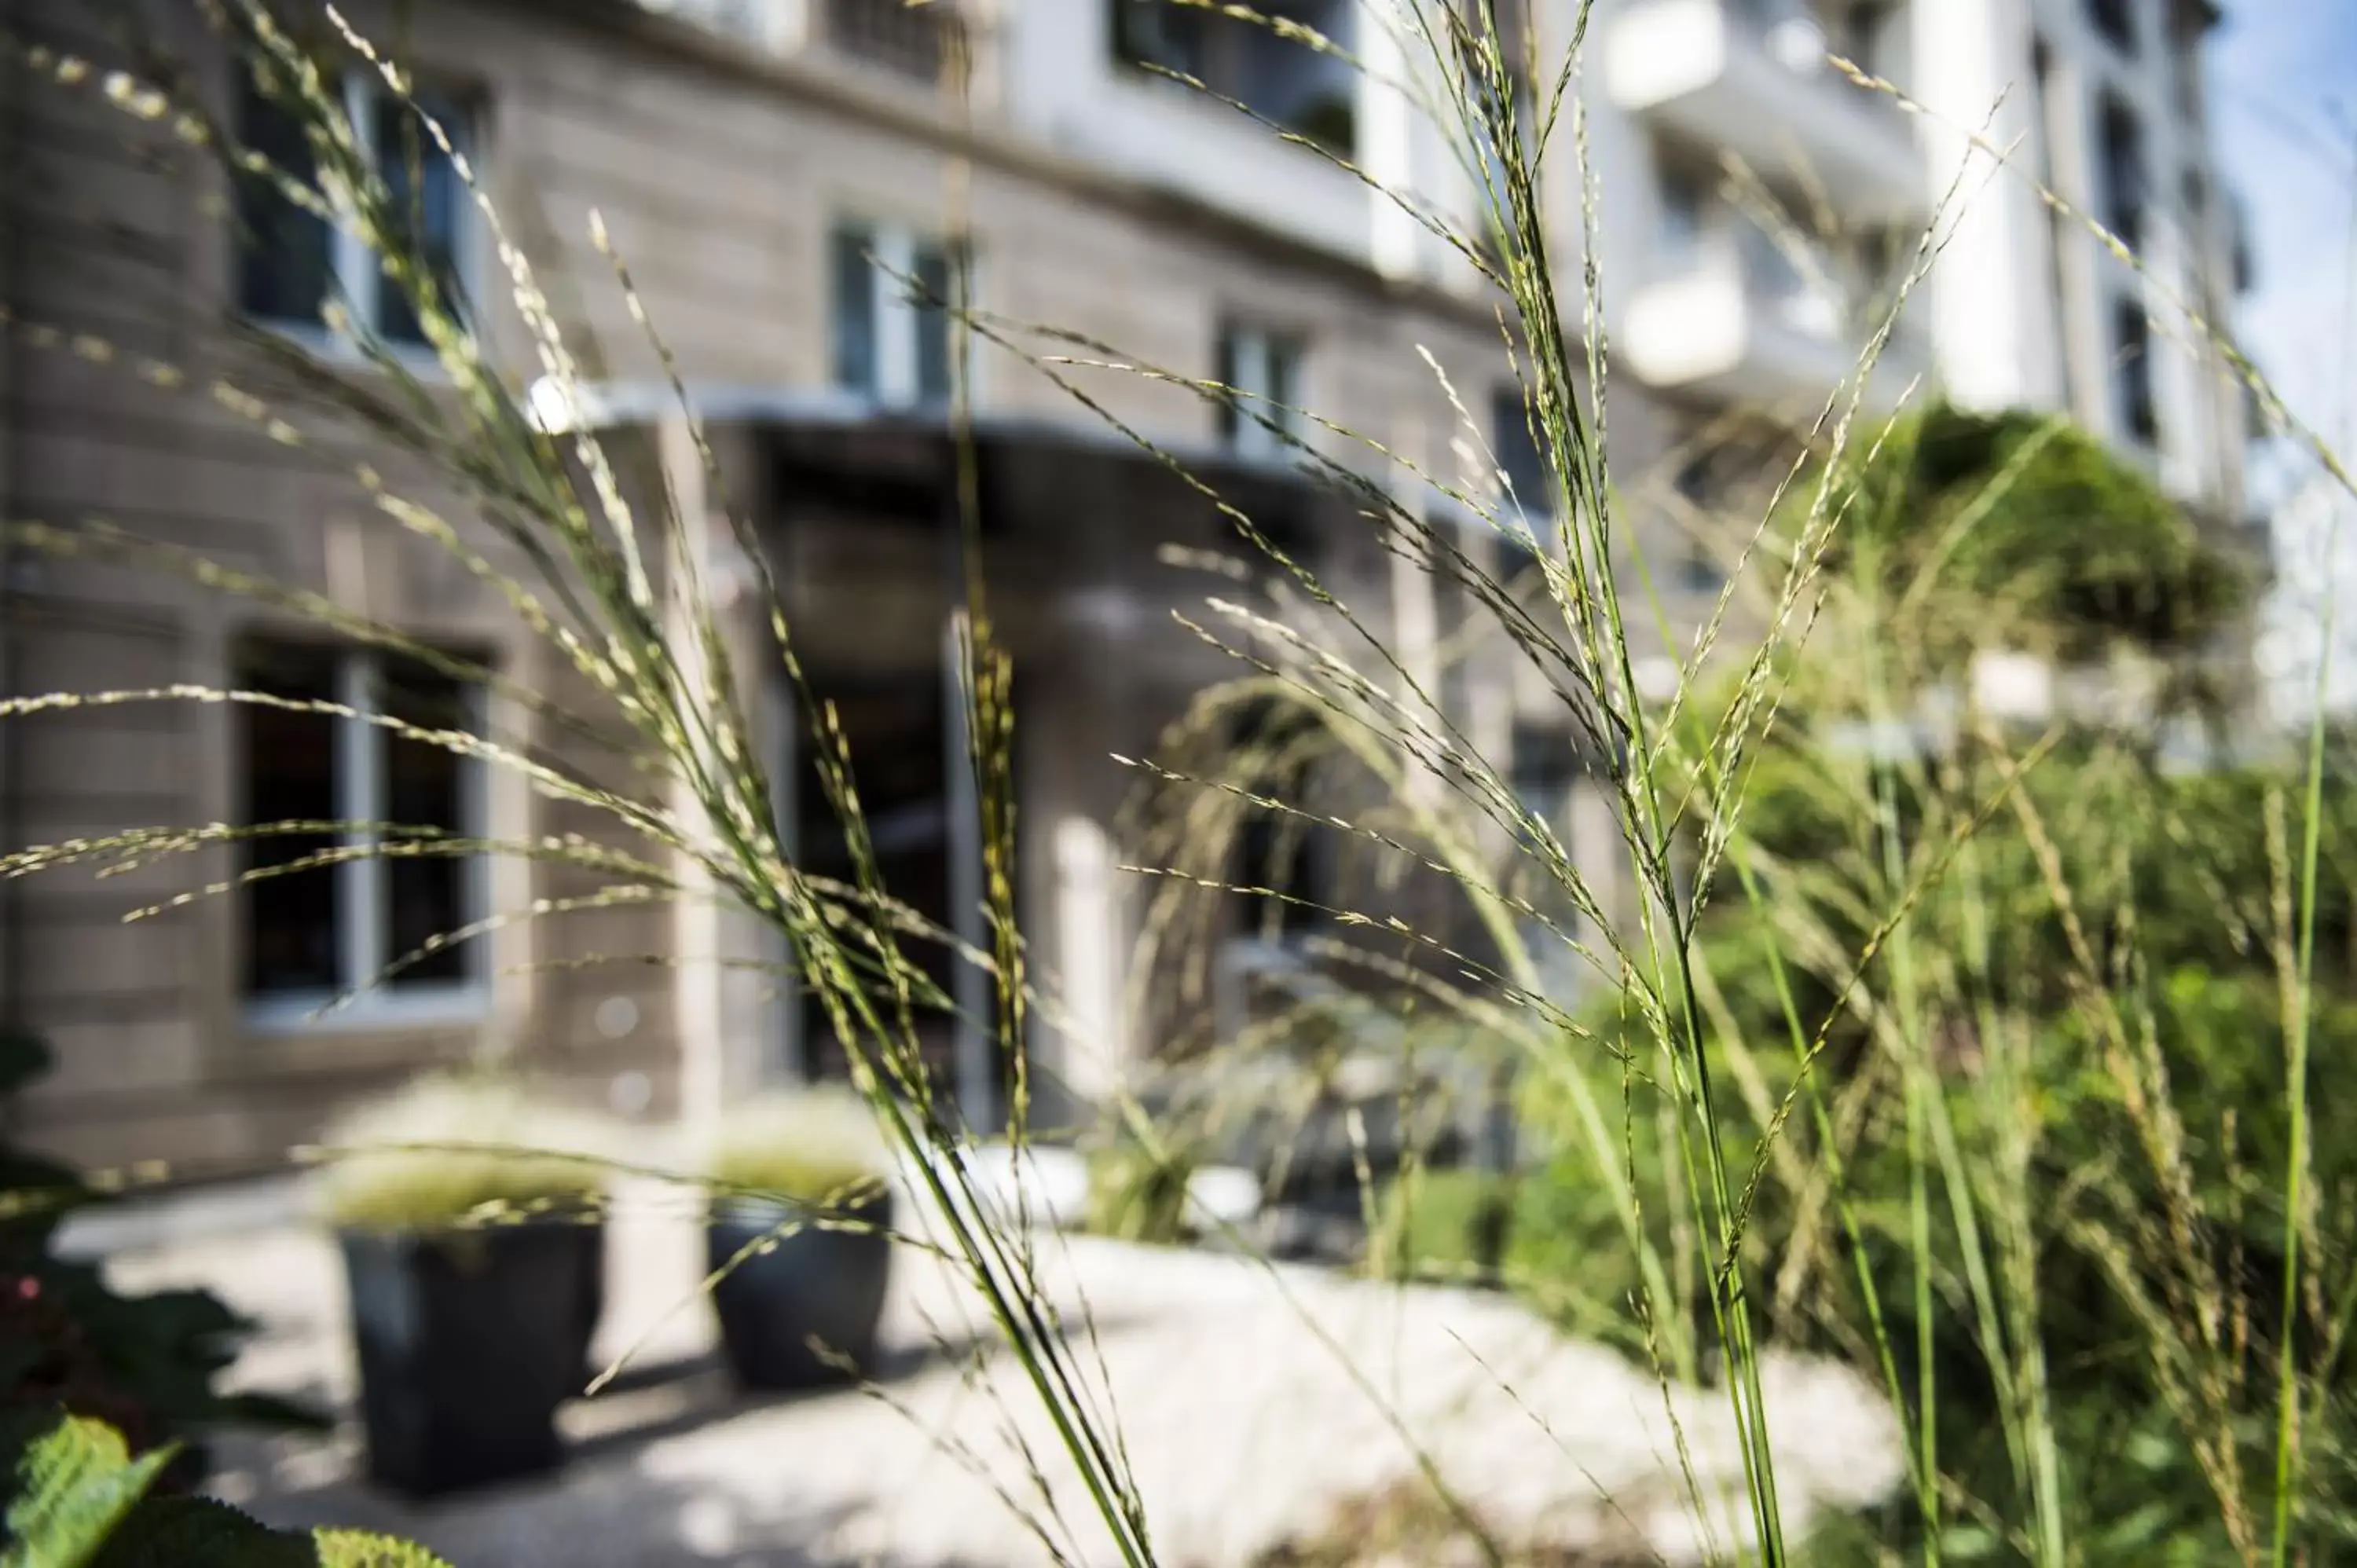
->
2211, 1, 2357, 452
2208, 1, 2357, 721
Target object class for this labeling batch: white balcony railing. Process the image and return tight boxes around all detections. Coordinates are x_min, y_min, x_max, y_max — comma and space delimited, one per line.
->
1606, 0, 1925, 225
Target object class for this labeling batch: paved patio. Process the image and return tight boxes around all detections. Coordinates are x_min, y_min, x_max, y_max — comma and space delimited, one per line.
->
68, 1158, 1904, 1566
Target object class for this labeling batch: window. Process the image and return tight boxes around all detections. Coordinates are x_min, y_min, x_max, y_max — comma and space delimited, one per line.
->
2087, 0, 2135, 53
2030, 36, 2054, 158
1509, 724, 1577, 859
1490, 384, 1553, 519
235, 71, 475, 350
1657, 159, 1708, 270
1113, 0, 1358, 154
820, 0, 967, 82
1228, 699, 1321, 940
2097, 93, 2147, 252
237, 639, 486, 1020
1216, 324, 1305, 460
2231, 193, 2256, 295
1831, 2, 1891, 73
1673, 454, 1724, 591
830, 222, 967, 409
2113, 297, 2158, 445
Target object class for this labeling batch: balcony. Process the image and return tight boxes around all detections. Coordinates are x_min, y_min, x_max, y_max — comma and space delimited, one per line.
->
818, 0, 970, 84
1619, 224, 1929, 416
1605, 0, 1925, 225
642, 0, 972, 90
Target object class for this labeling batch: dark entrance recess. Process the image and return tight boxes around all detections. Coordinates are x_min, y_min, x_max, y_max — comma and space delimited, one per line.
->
787, 666, 1022, 1128
792, 672, 956, 1093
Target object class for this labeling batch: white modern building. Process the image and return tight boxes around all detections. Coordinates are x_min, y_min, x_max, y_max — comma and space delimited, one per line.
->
1582, 0, 2252, 519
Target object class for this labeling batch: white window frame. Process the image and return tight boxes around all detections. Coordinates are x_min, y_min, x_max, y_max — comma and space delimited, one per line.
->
240, 69, 482, 372
1220, 323, 1305, 463
833, 220, 973, 412
243, 647, 492, 1034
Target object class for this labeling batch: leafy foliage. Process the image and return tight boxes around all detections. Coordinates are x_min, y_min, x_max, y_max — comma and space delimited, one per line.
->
1365, 1166, 1514, 1287
1084, 1135, 1197, 1245
0, 1036, 320, 1470
313, 1072, 614, 1233
1479, 397, 2342, 1558
0, 1410, 454, 1566
703, 1086, 891, 1206
1777, 403, 2249, 663
1, 1412, 174, 1568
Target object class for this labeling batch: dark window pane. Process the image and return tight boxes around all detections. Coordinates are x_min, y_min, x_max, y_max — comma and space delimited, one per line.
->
1674, 455, 1723, 589
2099, 94, 2146, 251
1229, 699, 1319, 938
239, 641, 343, 995
1215, 328, 1241, 445
1510, 723, 1577, 859
2088, 0, 2134, 51
831, 225, 878, 396
1492, 384, 1551, 515
1266, 336, 1300, 438
2115, 299, 2158, 444
913, 242, 955, 406
1658, 161, 1706, 267
372, 89, 470, 349
375, 656, 475, 984
1113, 0, 1354, 153
235, 79, 332, 328
1113, 0, 1209, 75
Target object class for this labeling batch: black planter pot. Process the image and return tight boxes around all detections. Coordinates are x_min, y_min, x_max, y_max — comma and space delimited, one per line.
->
339, 1218, 600, 1497
569, 1220, 606, 1391
706, 1192, 893, 1391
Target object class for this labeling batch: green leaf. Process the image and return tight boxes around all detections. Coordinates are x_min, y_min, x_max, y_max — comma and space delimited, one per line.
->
85, 1495, 315, 1568
313, 1530, 457, 1568
1935, 1522, 2003, 1561
0, 1414, 174, 1568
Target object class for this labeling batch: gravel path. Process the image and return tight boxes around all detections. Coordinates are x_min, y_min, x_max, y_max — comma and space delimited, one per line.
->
86, 1160, 1904, 1566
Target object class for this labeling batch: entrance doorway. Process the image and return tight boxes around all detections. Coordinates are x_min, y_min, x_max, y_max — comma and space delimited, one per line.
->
783, 650, 1011, 1130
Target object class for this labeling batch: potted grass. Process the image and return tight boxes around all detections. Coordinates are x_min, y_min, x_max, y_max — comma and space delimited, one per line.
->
316, 1073, 614, 1497
702, 1087, 896, 1390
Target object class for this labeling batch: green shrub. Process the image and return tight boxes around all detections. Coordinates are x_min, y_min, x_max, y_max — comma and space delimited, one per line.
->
1502, 734, 2357, 1559
1, 1409, 452, 1567
313, 1072, 614, 1233
1084, 1137, 1197, 1245
0, 1035, 319, 1469
1772, 404, 2249, 663
1365, 1165, 1515, 1286
702, 1086, 890, 1207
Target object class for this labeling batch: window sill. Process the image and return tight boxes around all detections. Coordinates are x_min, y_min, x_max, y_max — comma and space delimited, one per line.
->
240, 315, 463, 387
1108, 64, 1358, 163
1214, 441, 1309, 479
244, 983, 490, 1037
833, 386, 959, 419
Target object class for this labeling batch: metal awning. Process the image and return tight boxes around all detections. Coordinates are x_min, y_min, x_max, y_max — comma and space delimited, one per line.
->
522, 376, 1494, 536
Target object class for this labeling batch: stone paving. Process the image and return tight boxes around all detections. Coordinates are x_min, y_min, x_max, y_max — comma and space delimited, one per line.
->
71, 1159, 1905, 1567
